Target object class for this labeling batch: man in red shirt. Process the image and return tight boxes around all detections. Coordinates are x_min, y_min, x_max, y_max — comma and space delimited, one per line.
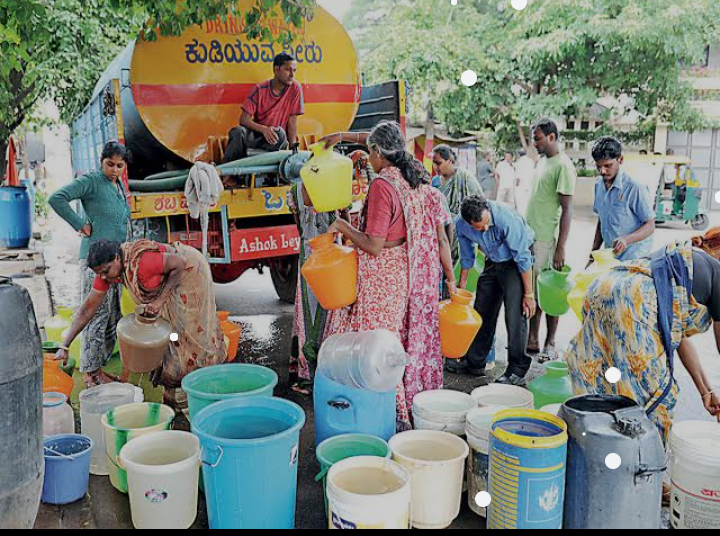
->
223, 52, 304, 162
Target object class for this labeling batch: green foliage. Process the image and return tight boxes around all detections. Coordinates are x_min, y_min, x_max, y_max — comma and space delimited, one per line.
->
347, 0, 720, 148
0, 0, 316, 162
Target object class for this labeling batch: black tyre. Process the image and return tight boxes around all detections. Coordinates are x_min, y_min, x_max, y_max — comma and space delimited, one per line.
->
270, 256, 299, 304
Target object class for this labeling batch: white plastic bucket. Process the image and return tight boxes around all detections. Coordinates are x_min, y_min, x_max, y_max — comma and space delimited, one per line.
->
79, 383, 138, 476
327, 456, 412, 530
670, 421, 720, 529
465, 406, 507, 518
412, 389, 478, 436
389, 430, 469, 530
119, 431, 200, 530
471, 384, 534, 410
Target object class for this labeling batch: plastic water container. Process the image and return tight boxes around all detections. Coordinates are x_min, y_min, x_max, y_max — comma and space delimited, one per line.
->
193, 397, 306, 530
102, 403, 176, 493
42, 435, 93, 505
119, 431, 201, 529
80, 383, 138, 476
181, 363, 278, 423
327, 456, 412, 530
670, 421, 720, 529
316, 434, 392, 517
317, 330, 407, 392
389, 430, 470, 530
466, 406, 508, 518
0, 186, 32, 249
488, 410, 568, 530
314, 372, 396, 447
472, 384, 535, 409
43, 393, 75, 437
412, 389, 478, 436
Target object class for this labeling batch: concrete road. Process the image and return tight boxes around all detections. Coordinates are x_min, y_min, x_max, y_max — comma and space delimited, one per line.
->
36, 209, 720, 529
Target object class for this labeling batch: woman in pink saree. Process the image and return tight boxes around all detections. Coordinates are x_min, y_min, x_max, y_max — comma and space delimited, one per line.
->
321, 122, 456, 430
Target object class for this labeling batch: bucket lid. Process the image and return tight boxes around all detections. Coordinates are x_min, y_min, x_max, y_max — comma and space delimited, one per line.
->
43, 392, 68, 408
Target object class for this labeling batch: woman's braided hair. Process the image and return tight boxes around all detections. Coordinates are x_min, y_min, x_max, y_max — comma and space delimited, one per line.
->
368, 121, 428, 189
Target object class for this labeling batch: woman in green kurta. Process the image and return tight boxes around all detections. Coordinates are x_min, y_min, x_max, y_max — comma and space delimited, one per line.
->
432, 145, 485, 264
49, 142, 131, 387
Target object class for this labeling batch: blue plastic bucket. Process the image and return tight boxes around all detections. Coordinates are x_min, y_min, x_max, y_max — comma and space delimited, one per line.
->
487, 410, 568, 530
182, 364, 279, 423
314, 372, 396, 447
42, 435, 93, 505
193, 397, 306, 529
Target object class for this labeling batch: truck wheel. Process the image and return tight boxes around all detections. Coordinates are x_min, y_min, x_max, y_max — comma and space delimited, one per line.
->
270, 257, 299, 304
691, 214, 710, 231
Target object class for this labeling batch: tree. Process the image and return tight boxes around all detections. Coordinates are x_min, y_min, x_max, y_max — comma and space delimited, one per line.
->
0, 0, 316, 173
347, 0, 720, 151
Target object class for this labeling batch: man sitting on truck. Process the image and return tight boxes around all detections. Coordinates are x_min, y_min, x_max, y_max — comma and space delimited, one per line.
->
222, 52, 304, 163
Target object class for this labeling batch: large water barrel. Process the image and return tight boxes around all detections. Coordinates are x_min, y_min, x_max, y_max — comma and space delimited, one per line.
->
90, 1, 361, 181
0, 277, 44, 529
559, 395, 665, 529
0, 186, 32, 249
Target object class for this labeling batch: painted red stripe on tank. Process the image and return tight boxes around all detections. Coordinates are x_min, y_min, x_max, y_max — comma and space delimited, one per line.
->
132, 83, 361, 106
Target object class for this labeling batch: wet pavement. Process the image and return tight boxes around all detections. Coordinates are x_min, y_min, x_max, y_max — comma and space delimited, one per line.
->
35, 209, 720, 529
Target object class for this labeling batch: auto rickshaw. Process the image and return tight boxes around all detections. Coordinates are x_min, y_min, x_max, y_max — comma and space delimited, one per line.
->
623, 155, 709, 231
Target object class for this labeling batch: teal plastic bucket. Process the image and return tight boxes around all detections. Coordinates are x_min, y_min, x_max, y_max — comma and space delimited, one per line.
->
193, 397, 306, 529
315, 434, 391, 516
182, 364, 279, 423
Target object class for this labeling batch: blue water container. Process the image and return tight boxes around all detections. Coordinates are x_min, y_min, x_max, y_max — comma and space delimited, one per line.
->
42, 435, 93, 505
0, 186, 32, 249
314, 372, 396, 447
193, 397, 306, 530
21, 179, 35, 225
487, 410, 568, 530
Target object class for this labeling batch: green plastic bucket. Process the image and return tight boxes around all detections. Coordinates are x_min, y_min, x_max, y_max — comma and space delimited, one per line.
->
454, 250, 486, 293
182, 364, 279, 423
315, 434, 392, 516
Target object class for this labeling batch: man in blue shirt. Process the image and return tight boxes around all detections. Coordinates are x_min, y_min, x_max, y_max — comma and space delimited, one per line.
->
591, 137, 655, 262
445, 196, 537, 386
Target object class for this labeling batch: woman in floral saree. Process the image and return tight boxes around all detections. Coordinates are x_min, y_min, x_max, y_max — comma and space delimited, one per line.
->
320, 122, 456, 431
58, 239, 227, 416
566, 241, 720, 446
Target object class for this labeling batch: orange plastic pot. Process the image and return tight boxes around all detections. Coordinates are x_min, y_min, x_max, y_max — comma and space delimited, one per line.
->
221, 321, 241, 363
301, 233, 358, 311
43, 355, 75, 399
217, 311, 231, 323
439, 290, 483, 359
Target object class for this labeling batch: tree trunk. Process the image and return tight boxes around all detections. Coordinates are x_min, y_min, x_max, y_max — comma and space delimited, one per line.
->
0, 139, 7, 184
517, 120, 540, 162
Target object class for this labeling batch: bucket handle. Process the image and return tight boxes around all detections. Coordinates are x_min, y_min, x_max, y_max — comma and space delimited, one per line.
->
635, 464, 667, 485
315, 467, 330, 483
201, 445, 225, 469
43, 446, 77, 461
327, 399, 351, 411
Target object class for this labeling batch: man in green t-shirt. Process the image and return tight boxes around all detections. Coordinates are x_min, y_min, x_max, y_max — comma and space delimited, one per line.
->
526, 118, 577, 361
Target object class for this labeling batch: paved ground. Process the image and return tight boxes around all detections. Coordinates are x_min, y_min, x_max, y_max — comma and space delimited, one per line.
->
34, 209, 720, 529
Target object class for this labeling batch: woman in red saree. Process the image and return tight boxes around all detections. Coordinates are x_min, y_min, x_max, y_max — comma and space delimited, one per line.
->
58, 239, 227, 416
321, 122, 456, 431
